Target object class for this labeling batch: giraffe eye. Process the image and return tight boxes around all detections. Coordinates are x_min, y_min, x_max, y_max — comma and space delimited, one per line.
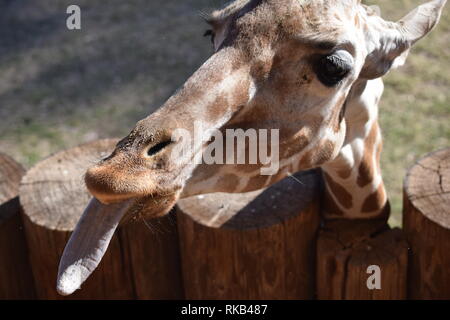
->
315, 50, 353, 87
203, 29, 215, 45
147, 140, 173, 157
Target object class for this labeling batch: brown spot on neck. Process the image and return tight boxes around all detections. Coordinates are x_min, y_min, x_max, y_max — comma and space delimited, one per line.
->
323, 187, 345, 217
298, 139, 336, 169
206, 95, 229, 124
361, 183, 387, 214
242, 174, 270, 192
323, 171, 353, 209
237, 163, 261, 173
280, 134, 310, 159
217, 173, 240, 192
337, 167, 352, 180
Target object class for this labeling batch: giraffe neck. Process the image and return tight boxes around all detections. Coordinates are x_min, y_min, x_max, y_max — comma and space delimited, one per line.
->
320, 78, 390, 220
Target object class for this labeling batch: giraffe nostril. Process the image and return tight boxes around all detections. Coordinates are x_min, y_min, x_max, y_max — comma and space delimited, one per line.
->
147, 140, 173, 157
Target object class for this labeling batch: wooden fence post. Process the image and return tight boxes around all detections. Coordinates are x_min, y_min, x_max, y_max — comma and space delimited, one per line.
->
316, 219, 408, 300
403, 148, 450, 299
177, 170, 321, 299
19, 139, 183, 299
0, 153, 36, 299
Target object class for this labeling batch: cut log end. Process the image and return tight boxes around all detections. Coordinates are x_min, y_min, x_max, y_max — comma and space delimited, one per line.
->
403, 148, 450, 299
178, 169, 320, 229
20, 139, 119, 231
404, 148, 450, 229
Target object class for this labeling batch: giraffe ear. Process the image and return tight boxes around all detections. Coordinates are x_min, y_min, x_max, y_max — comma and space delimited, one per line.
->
360, 0, 447, 79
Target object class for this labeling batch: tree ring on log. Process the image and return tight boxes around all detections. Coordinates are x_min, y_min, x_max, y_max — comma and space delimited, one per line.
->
404, 148, 450, 229
403, 147, 450, 299
20, 139, 119, 231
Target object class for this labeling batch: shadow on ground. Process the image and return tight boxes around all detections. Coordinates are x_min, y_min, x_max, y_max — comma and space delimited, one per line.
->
0, 0, 218, 164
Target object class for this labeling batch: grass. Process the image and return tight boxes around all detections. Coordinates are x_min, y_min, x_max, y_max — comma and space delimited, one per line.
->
0, 0, 448, 226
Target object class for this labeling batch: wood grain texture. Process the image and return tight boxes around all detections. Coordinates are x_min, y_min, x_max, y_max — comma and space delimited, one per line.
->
120, 212, 184, 299
0, 153, 36, 299
316, 220, 408, 300
177, 170, 321, 299
403, 148, 450, 299
19, 139, 183, 299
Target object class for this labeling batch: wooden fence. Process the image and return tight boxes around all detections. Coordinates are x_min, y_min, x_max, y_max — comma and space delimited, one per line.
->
0, 139, 449, 299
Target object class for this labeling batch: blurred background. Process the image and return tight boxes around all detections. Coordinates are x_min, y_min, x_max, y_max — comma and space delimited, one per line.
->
0, 0, 448, 226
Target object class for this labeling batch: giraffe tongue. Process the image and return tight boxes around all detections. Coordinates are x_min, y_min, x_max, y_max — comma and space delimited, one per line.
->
56, 198, 133, 296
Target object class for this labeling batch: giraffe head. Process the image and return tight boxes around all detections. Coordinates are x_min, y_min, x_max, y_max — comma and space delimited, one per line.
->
57, 0, 446, 295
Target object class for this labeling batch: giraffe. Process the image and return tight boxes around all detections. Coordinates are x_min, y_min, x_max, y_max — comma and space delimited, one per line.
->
57, 0, 447, 296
